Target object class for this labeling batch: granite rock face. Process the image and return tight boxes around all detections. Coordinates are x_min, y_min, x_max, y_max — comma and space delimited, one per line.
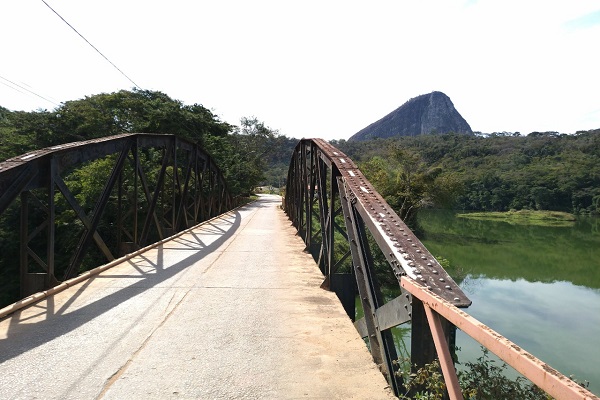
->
349, 91, 472, 141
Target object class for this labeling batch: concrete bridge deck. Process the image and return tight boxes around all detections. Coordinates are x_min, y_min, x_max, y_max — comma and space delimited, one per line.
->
0, 195, 394, 399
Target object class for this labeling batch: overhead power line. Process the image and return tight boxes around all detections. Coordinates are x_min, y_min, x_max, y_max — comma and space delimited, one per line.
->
40, 0, 141, 89
0, 74, 60, 107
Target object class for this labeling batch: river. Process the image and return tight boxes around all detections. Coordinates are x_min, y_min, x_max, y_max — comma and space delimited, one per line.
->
416, 210, 600, 395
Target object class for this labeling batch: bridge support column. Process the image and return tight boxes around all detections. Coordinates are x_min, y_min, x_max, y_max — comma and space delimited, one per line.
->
411, 298, 457, 399
338, 179, 401, 395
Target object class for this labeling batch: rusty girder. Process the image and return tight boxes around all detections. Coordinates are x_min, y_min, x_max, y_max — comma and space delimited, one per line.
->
284, 139, 599, 400
285, 138, 471, 395
0, 133, 233, 298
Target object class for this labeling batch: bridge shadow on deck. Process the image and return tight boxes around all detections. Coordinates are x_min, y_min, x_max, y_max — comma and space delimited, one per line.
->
0, 206, 246, 364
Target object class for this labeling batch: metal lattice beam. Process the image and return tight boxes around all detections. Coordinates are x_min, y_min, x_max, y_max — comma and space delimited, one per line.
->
0, 133, 234, 297
284, 138, 470, 396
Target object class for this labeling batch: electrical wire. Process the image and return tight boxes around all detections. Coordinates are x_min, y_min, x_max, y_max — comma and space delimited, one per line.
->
40, 0, 141, 89
0, 74, 60, 107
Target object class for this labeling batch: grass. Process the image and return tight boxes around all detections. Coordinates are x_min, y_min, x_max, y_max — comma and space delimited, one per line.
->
456, 210, 576, 227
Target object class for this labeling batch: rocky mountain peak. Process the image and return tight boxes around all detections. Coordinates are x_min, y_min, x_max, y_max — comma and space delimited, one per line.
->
349, 91, 472, 141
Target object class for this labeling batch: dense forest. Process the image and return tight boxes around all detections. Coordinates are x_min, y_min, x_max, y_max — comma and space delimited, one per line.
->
0, 89, 296, 196
6, 90, 596, 222
331, 130, 600, 226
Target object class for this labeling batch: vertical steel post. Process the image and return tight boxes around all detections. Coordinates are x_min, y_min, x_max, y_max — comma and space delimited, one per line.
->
338, 180, 400, 394
117, 163, 123, 250
133, 140, 139, 245
47, 157, 56, 286
19, 191, 29, 298
171, 137, 177, 232
327, 164, 337, 282
410, 297, 456, 399
193, 147, 199, 223
410, 298, 437, 368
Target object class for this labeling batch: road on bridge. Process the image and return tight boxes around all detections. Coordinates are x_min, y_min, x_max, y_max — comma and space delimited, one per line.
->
0, 195, 394, 399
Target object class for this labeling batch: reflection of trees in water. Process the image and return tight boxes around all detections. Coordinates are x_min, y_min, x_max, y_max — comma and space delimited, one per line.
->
417, 210, 600, 289
458, 274, 485, 296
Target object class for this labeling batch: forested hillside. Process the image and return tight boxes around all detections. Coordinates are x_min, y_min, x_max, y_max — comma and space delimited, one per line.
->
332, 130, 600, 220
2, 89, 599, 309
3, 91, 598, 219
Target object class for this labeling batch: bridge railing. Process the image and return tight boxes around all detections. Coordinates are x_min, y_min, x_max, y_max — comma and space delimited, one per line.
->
284, 138, 598, 400
0, 133, 234, 301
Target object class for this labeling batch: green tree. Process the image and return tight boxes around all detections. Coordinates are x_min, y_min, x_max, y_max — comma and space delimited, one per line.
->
360, 146, 458, 228
225, 117, 281, 195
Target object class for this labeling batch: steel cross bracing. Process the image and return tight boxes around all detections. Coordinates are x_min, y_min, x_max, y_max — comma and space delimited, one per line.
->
0, 133, 234, 298
285, 138, 470, 396
285, 139, 600, 400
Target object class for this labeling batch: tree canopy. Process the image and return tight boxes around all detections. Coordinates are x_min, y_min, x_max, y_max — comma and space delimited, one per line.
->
0, 89, 297, 196
332, 129, 600, 216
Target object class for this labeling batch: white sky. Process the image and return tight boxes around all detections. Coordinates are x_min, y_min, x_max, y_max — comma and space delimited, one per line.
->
1, 1, 599, 140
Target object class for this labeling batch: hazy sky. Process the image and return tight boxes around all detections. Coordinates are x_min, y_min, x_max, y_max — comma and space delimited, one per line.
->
1, 1, 599, 140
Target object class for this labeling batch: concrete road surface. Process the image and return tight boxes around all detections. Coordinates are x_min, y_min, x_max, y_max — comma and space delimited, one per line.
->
0, 195, 395, 399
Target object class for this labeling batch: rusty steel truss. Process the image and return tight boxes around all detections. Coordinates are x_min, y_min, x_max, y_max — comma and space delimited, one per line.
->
284, 139, 598, 400
0, 133, 233, 298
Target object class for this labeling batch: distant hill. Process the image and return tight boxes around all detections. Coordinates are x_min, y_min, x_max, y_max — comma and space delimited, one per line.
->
349, 91, 472, 141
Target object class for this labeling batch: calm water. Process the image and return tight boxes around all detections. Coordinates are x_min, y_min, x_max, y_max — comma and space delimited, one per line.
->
417, 210, 600, 395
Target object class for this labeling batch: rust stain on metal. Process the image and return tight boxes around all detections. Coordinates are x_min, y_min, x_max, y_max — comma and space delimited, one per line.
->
286, 140, 600, 400
308, 139, 471, 307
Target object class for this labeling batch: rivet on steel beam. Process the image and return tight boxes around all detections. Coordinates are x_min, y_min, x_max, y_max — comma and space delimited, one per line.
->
432, 270, 438, 274
439, 278, 445, 282
421, 256, 427, 260
454, 297, 460, 301
445, 285, 452, 289
420, 278, 426, 282
427, 286, 432, 290
427, 262, 433, 266
416, 249, 421, 253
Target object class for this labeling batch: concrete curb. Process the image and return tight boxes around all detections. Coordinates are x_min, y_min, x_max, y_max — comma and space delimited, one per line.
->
0, 203, 253, 320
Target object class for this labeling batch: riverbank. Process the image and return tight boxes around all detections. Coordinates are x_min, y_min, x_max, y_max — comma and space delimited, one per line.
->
456, 210, 576, 226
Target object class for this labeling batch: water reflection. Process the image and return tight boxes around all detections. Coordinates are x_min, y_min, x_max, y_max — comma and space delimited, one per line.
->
417, 210, 600, 395
459, 278, 600, 393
